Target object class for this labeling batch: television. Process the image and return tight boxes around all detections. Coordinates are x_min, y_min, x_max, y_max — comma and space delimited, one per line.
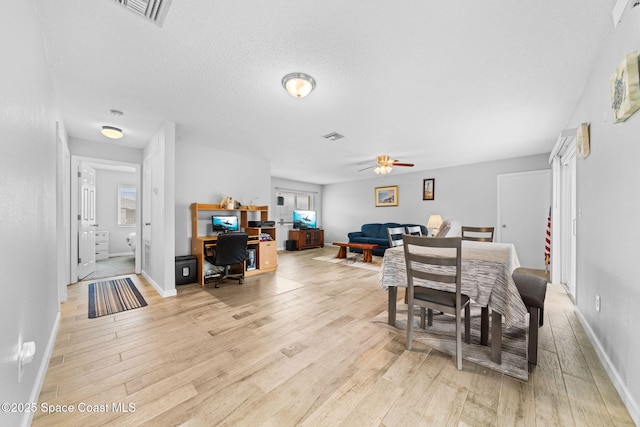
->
212, 215, 239, 232
293, 210, 317, 229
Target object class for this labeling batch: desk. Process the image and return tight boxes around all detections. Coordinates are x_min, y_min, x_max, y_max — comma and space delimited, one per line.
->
190, 203, 277, 286
191, 235, 276, 285
380, 240, 527, 364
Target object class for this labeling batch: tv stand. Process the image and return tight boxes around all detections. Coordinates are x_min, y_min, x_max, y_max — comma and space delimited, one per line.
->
289, 228, 324, 250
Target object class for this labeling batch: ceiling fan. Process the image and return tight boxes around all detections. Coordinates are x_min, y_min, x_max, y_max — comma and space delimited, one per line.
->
358, 155, 415, 175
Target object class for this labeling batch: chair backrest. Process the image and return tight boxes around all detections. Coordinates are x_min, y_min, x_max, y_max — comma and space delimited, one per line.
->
387, 226, 406, 248
405, 225, 423, 236
403, 235, 462, 300
461, 226, 495, 242
214, 232, 248, 265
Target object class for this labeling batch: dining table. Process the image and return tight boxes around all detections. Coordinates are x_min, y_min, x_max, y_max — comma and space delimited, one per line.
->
379, 240, 528, 364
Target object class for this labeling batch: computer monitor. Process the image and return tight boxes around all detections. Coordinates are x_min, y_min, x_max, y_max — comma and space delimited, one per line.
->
212, 215, 239, 232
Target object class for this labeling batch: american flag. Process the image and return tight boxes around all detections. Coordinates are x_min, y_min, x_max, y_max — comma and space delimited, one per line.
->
544, 207, 551, 269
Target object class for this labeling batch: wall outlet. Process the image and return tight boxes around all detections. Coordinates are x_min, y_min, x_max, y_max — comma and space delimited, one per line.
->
595, 295, 601, 312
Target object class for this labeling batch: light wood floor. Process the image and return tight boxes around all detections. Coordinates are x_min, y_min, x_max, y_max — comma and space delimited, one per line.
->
33, 247, 634, 426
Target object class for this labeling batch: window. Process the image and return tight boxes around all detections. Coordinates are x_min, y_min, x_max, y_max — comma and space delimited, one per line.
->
118, 185, 136, 226
277, 191, 315, 224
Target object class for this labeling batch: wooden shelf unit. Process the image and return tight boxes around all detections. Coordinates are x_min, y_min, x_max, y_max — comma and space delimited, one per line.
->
288, 228, 324, 250
190, 203, 277, 286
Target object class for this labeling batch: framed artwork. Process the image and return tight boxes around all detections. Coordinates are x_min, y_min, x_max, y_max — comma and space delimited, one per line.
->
375, 186, 398, 207
610, 51, 640, 123
423, 178, 435, 200
576, 123, 590, 159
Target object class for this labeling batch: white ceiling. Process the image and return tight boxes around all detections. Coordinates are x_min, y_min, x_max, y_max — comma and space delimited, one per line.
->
34, 0, 616, 184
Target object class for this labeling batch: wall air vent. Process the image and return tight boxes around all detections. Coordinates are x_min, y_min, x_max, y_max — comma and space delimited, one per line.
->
322, 132, 344, 141
112, 0, 173, 27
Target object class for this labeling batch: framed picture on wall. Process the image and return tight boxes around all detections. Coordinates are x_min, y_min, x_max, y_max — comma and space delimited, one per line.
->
375, 186, 398, 207
423, 178, 435, 200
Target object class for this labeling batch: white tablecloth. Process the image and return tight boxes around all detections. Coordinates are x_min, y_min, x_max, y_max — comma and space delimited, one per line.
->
380, 240, 527, 328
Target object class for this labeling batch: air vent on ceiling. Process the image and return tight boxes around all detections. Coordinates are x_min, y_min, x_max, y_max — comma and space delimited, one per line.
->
322, 132, 344, 141
113, 0, 173, 27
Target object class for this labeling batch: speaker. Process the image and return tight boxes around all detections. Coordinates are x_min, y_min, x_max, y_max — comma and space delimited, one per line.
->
262, 220, 275, 227
286, 240, 297, 251
248, 221, 262, 227
246, 249, 256, 270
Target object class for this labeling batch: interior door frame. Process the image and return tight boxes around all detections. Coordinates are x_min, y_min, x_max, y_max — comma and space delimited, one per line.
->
549, 128, 578, 294
70, 155, 142, 282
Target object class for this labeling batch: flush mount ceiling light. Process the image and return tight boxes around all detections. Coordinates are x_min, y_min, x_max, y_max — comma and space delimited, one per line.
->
101, 125, 123, 139
282, 72, 316, 98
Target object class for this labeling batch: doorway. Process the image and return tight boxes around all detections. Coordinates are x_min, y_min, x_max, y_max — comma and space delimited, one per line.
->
497, 169, 552, 270
70, 156, 141, 283
551, 136, 577, 300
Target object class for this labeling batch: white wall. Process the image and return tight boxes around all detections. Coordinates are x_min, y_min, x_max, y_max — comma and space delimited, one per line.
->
95, 169, 137, 255
174, 141, 271, 256
68, 137, 144, 164
142, 123, 176, 296
564, 7, 640, 423
0, 2, 60, 426
323, 154, 550, 244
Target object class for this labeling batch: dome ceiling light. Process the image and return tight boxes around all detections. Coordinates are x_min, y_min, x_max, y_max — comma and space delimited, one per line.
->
101, 125, 123, 139
282, 72, 316, 98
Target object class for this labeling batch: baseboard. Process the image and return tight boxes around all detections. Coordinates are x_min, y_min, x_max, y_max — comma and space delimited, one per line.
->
22, 311, 60, 427
141, 270, 177, 298
574, 307, 639, 425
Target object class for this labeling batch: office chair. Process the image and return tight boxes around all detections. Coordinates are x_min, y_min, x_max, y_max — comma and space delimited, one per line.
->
205, 232, 248, 288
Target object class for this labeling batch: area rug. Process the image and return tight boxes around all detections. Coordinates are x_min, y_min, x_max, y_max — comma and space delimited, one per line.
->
373, 306, 529, 380
88, 277, 147, 318
313, 254, 382, 271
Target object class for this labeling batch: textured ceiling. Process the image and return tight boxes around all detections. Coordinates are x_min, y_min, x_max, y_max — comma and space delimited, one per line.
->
34, 0, 616, 184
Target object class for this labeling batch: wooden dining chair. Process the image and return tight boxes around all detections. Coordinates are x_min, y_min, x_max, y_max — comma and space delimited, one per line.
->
405, 225, 423, 236
403, 235, 470, 370
461, 226, 495, 242
387, 226, 406, 248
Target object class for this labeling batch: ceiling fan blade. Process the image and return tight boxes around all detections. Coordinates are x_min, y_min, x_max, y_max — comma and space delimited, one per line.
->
358, 165, 376, 172
391, 162, 414, 167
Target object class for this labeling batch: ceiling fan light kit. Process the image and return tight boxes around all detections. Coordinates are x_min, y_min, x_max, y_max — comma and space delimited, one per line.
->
366, 155, 415, 174
282, 72, 316, 98
375, 165, 393, 175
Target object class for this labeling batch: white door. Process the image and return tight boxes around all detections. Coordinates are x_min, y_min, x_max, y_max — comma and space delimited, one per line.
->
78, 162, 97, 280
497, 169, 551, 269
560, 152, 577, 297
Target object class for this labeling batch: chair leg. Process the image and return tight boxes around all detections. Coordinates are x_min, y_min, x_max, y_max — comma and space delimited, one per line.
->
539, 307, 544, 327
455, 308, 463, 370
406, 302, 414, 350
464, 304, 471, 344
420, 307, 426, 329
427, 308, 433, 326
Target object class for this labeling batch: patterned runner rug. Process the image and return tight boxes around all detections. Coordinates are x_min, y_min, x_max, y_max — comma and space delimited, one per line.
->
373, 306, 529, 380
88, 277, 147, 318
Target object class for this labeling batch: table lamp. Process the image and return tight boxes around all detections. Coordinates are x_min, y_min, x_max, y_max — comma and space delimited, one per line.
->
427, 214, 443, 237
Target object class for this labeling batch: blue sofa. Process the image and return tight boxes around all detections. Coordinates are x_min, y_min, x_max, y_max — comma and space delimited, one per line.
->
347, 223, 428, 256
